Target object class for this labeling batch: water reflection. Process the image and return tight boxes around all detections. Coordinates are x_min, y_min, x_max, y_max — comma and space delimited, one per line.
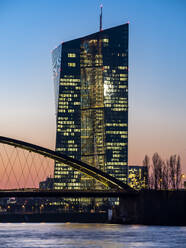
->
0, 223, 185, 248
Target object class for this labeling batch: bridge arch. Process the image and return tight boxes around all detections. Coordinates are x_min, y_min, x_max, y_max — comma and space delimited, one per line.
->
0, 136, 134, 192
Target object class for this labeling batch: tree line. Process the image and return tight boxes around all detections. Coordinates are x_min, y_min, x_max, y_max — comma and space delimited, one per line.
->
143, 153, 182, 190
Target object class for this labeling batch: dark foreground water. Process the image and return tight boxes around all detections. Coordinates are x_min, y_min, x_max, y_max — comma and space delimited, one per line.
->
0, 223, 186, 248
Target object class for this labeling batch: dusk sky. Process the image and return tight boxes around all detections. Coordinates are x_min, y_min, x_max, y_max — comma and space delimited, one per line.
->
0, 0, 186, 174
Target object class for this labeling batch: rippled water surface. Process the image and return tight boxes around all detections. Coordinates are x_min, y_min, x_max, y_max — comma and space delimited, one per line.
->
0, 223, 186, 247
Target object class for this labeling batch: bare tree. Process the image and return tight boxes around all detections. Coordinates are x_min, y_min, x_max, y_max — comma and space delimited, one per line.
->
152, 153, 163, 190
176, 155, 181, 190
143, 155, 150, 188
149, 174, 154, 189
152, 153, 158, 190
162, 161, 169, 190
169, 155, 177, 189
143, 153, 182, 190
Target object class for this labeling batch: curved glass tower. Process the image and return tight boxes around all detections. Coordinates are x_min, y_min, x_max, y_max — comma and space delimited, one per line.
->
52, 23, 129, 190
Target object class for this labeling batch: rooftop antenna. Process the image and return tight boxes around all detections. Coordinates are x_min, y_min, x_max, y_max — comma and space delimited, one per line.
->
100, 4, 103, 31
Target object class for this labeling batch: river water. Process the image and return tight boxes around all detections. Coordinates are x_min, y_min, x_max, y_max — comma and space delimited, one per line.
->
0, 223, 186, 247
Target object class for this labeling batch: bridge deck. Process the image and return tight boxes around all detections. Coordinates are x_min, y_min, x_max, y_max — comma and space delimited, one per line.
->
0, 190, 138, 198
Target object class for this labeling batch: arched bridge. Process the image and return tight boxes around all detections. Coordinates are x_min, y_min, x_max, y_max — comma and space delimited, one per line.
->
0, 136, 135, 193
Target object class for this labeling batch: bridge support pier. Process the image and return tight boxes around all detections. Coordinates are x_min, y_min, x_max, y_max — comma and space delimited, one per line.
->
117, 194, 139, 224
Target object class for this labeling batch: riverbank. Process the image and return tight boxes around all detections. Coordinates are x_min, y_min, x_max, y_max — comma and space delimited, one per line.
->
0, 212, 108, 223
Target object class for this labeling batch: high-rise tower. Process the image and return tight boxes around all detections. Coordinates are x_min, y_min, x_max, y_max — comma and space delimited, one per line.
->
52, 23, 129, 190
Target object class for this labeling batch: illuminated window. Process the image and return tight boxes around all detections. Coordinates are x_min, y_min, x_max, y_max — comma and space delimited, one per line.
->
68, 63, 76, 67
68, 53, 76, 58
118, 66, 128, 70
103, 38, 109, 43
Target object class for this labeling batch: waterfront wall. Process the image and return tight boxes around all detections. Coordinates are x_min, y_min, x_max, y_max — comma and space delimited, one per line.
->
0, 212, 108, 223
118, 190, 186, 226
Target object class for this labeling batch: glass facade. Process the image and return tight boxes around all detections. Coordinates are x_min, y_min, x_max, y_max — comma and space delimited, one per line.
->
52, 24, 129, 190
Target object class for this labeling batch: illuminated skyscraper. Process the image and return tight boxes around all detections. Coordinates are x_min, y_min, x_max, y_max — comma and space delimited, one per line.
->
52, 23, 129, 190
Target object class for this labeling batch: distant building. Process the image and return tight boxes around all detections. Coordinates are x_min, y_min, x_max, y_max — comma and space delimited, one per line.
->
52, 23, 129, 190
39, 177, 54, 190
128, 165, 148, 190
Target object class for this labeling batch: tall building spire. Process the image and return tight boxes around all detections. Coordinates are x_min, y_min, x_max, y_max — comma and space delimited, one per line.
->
100, 4, 103, 31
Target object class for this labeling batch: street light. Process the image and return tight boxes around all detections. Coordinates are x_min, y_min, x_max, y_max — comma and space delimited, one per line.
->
181, 174, 185, 189
22, 205, 25, 212
40, 204, 44, 213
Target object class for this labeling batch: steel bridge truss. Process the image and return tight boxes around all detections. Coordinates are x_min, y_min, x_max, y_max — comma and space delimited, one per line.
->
0, 136, 134, 192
